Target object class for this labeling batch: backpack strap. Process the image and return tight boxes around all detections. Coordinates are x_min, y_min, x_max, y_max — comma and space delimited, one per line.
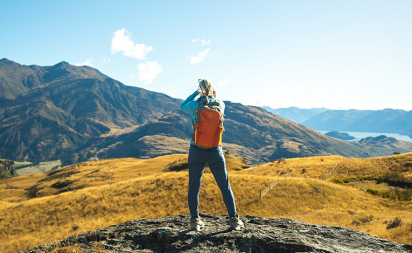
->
195, 100, 223, 123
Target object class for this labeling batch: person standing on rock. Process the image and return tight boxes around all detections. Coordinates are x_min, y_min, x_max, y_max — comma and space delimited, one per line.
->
181, 79, 244, 231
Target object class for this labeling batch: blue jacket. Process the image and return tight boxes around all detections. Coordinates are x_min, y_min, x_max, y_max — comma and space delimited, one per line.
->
181, 91, 226, 145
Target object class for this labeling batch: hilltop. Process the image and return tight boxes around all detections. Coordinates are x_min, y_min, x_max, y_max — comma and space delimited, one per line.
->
23, 214, 412, 253
1, 152, 411, 252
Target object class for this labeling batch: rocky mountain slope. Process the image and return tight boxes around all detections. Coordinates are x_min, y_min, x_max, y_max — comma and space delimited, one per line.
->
23, 214, 412, 253
80, 102, 412, 165
0, 58, 181, 164
76, 102, 374, 165
1, 59, 411, 166
0, 159, 17, 179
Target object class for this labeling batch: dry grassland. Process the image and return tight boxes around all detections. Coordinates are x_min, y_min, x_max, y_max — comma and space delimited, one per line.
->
14, 160, 62, 176
0, 153, 411, 252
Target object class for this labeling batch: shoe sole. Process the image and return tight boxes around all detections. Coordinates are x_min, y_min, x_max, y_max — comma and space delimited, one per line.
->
191, 225, 204, 231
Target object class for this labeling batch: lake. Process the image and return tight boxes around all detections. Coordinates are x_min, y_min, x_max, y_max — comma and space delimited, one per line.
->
319, 131, 412, 143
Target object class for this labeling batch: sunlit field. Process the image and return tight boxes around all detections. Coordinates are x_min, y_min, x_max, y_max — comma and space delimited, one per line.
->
1, 153, 411, 252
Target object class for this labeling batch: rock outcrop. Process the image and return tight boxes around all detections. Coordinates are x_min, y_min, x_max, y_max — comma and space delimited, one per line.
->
23, 214, 412, 253
0, 159, 18, 178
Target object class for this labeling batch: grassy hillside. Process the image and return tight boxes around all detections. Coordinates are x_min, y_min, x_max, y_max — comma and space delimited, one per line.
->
0, 153, 411, 252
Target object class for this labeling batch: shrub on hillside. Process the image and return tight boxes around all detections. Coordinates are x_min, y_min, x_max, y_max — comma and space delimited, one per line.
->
386, 218, 402, 229
378, 172, 412, 188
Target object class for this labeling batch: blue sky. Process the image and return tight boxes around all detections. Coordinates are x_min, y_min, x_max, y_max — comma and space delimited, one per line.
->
1, 0, 411, 110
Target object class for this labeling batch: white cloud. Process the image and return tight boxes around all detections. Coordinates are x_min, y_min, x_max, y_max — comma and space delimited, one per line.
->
74, 58, 93, 67
192, 38, 212, 45
216, 79, 230, 86
111, 28, 153, 60
188, 48, 210, 64
137, 61, 163, 84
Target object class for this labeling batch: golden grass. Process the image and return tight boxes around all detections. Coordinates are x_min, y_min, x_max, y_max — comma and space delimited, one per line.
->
329, 154, 412, 182
247, 177, 412, 240
0, 153, 411, 252
236, 155, 344, 178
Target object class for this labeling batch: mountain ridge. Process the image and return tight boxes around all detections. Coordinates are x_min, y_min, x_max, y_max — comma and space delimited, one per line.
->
1, 59, 411, 166
264, 106, 412, 138
262, 106, 329, 124
76, 102, 376, 165
0, 59, 182, 164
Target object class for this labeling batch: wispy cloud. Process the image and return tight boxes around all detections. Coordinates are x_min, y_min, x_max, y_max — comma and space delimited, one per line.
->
192, 38, 212, 45
188, 48, 210, 64
111, 28, 153, 60
74, 58, 93, 67
137, 61, 163, 84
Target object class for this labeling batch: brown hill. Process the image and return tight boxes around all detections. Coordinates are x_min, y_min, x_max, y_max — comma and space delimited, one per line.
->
356, 135, 412, 155
0, 59, 181, 164
79, 102, 372, 165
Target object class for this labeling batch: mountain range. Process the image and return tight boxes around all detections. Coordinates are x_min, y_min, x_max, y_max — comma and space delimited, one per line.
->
262, 106, 329, 124
264, 106, 412, 138
1, 58, 411, 166
303, 109, 412, 137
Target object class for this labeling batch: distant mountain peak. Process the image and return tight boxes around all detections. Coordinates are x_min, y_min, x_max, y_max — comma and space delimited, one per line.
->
56, 61, 69, 65
51, 61, 71, 69
0, 58, 17, 65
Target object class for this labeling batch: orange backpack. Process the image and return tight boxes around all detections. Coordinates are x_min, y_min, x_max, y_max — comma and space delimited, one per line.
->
193, 100, 225, 149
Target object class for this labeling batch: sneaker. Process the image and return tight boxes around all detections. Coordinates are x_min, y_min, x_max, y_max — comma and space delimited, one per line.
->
190, 217, 204, 231
229, 216, 245, 230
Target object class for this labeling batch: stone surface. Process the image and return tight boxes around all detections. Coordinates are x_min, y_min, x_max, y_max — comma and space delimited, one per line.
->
0, 159, 18, 178
23, 214, 412, 253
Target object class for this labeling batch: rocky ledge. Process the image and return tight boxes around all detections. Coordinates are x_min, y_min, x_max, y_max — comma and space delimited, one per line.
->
0, 159, 18, 178
23, 214, 412, 253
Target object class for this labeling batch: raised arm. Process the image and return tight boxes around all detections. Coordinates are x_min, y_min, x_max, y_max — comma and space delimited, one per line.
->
181, 90, 199, 115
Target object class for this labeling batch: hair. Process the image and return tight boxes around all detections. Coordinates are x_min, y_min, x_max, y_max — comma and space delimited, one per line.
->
198, 79, 213, 104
